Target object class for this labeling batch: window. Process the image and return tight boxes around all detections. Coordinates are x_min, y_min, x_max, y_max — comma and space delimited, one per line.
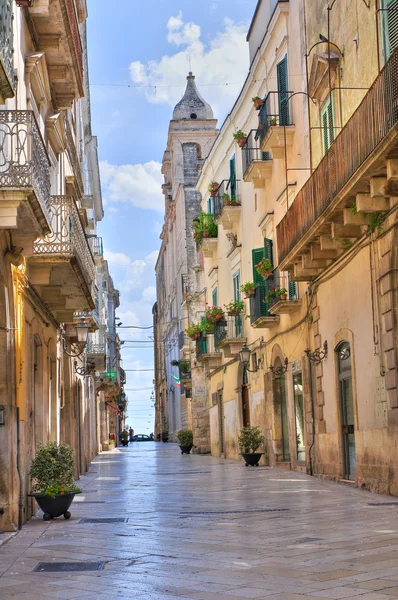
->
229, 155, 237, 201
251, 238, 274, 317
381, 0, 398, 62
321, 93, 335, 154
212, 288, 218, 307
207, 197, 215, 214
277, 55, 290, 125
232, 270, 240, 301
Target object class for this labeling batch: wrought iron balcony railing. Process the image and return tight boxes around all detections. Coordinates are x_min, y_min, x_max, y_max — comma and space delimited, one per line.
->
0, 0, 14, 100
258, 90, 294, 145
276, 51, 398, 266
262, 274, 298, 311
196, 332, 218, 358
214, 315, 244, 347
33, 195, 96, 290
249, 282, 273, 325
213, 179, 240, 220
242, 130, 271, 177
87, 327, 107, 356
0, 110, 51, 223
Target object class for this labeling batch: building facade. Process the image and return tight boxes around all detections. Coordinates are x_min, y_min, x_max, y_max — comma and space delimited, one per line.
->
154, 74, 218, 449
186, 0, 398, 496
0, 0, 122, 532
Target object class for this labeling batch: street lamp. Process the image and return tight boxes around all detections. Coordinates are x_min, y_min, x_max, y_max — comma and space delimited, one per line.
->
238, 344, 262, 373
63, 319, 90, 358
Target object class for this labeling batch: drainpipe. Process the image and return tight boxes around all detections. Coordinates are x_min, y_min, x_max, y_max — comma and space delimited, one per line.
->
16, 407, 23, 530
305, 350, 316, 477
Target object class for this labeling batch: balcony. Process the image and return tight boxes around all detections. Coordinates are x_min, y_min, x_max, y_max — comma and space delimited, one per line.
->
242, 130, 273, 188
86, 327, 107, 370
196, 332, 222, 368
249, 283, 280, 329
0, 0, 14, 103
267, 275, 302, 316
258, 91, 295, 158
0, 110, 51, 234
27, 0, 84, 107
213, 179, 241, 231
276, 51, 398, 278
214, 315, 246, 358
197, 233, 218, 258
30, 195, 96, 323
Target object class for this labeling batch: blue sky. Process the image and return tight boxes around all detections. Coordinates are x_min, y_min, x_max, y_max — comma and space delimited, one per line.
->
87, 0, 257, 433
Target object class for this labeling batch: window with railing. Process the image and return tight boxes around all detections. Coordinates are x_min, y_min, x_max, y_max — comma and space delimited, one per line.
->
242, 130, 271, 176
258, 88, 294, 145
213, 179, 241, 220
214, 315, 244, 347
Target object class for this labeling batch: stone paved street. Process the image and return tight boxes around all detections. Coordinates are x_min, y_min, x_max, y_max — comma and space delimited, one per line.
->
2, 444, 398, 599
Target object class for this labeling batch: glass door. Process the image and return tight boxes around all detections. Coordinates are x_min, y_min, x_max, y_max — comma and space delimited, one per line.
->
338, 343, 356, 480
293, 373, 305, 462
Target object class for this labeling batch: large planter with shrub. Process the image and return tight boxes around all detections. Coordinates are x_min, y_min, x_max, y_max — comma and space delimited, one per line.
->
177, 429, 193, 454
28, 491, 81, 520
29, 442, 82, 520
120, 430, 129, 447
238, 426, 265, 468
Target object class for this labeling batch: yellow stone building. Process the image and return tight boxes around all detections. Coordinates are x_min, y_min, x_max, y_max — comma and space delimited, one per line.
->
0, 0, 124, 531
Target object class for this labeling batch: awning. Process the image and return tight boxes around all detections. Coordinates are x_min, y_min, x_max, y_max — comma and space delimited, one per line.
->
106, 402, 121, 416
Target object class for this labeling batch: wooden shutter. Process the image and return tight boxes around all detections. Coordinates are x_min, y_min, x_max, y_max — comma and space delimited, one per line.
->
321, 94, 334, 154
385, 0, 398, 60
212, 288, 218, 307
233, 271, 240, 301
277, 56, 289, 125
288, 280, 297, 299
252, 247, 265, 284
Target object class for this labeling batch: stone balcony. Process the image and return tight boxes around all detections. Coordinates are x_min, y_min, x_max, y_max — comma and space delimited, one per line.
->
214, 315, 246, 358
276, 51, 398, 280
258, 92, 295, 159
86, 327, 107, 370
26, 0, 86, 108
196, 333, 222, 369
30, 195, 96, 323
213, 179, 241, 230
0, 110, 51, 236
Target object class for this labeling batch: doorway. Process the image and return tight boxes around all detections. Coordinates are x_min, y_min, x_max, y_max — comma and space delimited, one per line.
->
337, 342, 356, 480
293, 373, 305, 462
218, 390, 225, 455
76, 382, 84, 474
242, 367, 250, 426
273, 359, 290, 461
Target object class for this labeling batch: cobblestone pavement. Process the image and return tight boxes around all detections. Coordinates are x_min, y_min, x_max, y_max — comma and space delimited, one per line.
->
2, 444, 398, 599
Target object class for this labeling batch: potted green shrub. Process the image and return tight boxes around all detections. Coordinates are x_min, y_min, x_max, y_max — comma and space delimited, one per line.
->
238, 426, 265, 467
233, 130, 248, 148
177, 429, 194, 454
268, 116, 277, 126
224, 300, 245, 316
254, 258, 273, 279
223, 193, 231, 206
276, 287, 288, 301
241, 282, 256, 297
252, 96, 263, 110
120, 430, 129, 447
162, 430, 169, 443
266, 287, 277, 303
208, 181, 219, 197
28, 442, 82, 520
186, 322, 202, 341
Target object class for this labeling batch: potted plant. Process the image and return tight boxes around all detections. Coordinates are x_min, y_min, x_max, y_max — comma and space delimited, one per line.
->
268, 116, 277, 126
223, 193, 231, 206
255, 258, 273, 279
276, 287, 288, 301
162, 430, 169, 443
266, 287, 277, 303
177, 429, 193, 454
252, 96, 263, 110
224, 300, 245, 316
186, 323, 202, 341
238, 426, 265, 467
120, 430, 129, 447
208, 181, 219, 197
233, 130, 248, 148
241, 282, 256, 297
28, 442, 82, 520
205, 304, 224, 323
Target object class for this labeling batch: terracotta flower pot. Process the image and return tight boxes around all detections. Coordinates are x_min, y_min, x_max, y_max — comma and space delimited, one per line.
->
279, 294, 287, 301
237, 137, 247, 148
214, 313, 223, 321
224, 199, 231, 206
227, 311, 241, 317
246, 289, 255, 296
254, 99, 263, 110
260, 271, 272, 280
203, 231, 209, 238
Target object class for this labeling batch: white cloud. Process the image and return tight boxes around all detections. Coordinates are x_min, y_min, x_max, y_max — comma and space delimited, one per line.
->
104, 249, 132, 266
142, 286, 157, 303
99, 160, 164, 212
129, 14, 249, 118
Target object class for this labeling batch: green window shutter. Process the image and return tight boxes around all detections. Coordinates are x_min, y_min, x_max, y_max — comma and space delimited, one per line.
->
321, 94, 334, 154
383, 0, 398, 61
207, 198, 211, 213
212, 288, 218, 306
277, 55, 289, 125
264, 238, 274, 267
288, 280, 297, 299
229, 156, 237, 201
252, 247, 265, 284
233, 271, 240, 301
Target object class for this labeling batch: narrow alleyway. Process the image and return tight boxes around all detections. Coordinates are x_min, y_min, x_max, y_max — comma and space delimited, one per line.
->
2, 446, 398, 599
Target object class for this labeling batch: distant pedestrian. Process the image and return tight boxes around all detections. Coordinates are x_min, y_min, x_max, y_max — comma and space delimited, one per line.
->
129, 427, 134, 442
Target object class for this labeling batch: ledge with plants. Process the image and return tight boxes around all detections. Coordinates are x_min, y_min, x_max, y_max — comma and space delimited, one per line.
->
193, 211, 218, 246
28, 442, 82, 520
265, 287, 288, 303
186, 322, 203, 341
224, 300, 245, 316
238, 425, 265, 467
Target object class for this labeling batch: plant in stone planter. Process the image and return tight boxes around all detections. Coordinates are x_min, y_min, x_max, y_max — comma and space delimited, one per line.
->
176, 429, 194, 454
208, 181, 219, 197
233, 129, 248, 148
276, 287, 288, 301
252, 96, 263, 110
255, 258, 273, 279
223, 193, 231, 206
120, 430, 129, 446
186, 322, 202, 341
193, 211, 218, 246
238, 426, 265, 467
108, 438, 115, 450
162, 430, 169, 443
224, 300, 245, 316
241, 282, 256, 297
28, 442, 82, 520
